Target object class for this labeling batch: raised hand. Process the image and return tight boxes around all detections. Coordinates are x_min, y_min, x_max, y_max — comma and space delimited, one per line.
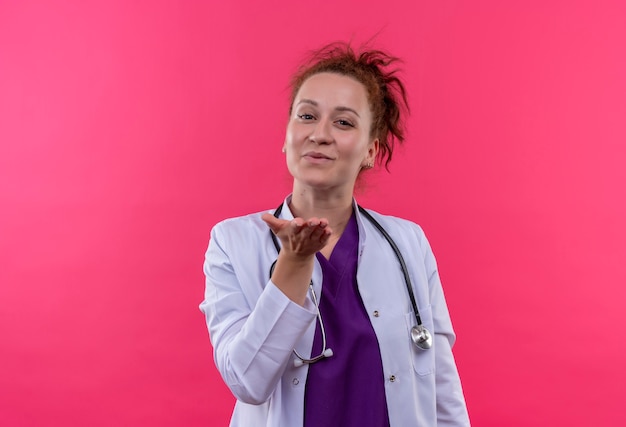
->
261, 213, 333, 305
261, 214, 332, 258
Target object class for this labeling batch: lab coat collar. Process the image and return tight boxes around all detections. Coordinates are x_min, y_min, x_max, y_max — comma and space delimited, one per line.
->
276, 194, 371, 259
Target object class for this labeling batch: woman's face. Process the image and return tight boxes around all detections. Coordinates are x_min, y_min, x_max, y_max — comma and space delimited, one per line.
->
284, 72, 378, 193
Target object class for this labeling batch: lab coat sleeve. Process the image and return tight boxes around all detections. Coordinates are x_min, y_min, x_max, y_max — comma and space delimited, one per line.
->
417, 226, 471, 426
200, 220, 316, 405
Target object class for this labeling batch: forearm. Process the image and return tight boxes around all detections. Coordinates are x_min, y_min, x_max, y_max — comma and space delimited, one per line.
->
207, 282, 316, 404
270, 251, 315, 306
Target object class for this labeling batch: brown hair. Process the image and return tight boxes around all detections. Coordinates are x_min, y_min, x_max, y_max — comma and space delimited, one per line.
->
289, 42, 409, 169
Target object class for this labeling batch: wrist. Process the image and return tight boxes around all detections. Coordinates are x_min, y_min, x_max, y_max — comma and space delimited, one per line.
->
278, 251, 315, 265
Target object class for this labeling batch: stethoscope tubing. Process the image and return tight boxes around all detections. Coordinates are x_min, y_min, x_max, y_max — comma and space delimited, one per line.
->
356, 206, 424, 328
268, 202, 431, 362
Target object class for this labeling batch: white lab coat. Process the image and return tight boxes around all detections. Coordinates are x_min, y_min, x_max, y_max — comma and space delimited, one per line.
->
200, 198, 470, 426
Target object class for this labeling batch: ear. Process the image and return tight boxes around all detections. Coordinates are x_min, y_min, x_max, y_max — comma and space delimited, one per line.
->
366, 139, 379, 164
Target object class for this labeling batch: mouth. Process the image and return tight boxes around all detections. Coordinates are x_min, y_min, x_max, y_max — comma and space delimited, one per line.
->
303, 151, 333, 160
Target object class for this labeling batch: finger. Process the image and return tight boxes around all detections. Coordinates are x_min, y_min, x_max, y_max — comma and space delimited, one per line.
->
295, 217, 320, 240
290, 218, 306, 234
307, 217, 321, 228
261, 213, 290, 235
299, 219, 330, 245
306, 218, 324, 237
295, 217, 319, 240
319, 226, 333, 244
311, 223, 332, 244
314, 218, 332, 243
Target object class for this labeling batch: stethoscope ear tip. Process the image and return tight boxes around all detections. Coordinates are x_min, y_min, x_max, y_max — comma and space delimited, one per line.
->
323, 348, 334, 358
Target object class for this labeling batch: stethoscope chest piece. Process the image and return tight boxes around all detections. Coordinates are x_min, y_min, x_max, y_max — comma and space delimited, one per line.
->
411, 325, 433, 350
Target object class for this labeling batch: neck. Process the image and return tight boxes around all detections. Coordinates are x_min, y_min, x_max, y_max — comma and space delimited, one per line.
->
289, 184, 354, 236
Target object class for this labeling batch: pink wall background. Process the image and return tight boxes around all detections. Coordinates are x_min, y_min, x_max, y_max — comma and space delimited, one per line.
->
2, 1, 625, 425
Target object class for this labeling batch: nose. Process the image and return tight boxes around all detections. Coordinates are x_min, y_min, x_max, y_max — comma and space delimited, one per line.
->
309, 118, 333, 144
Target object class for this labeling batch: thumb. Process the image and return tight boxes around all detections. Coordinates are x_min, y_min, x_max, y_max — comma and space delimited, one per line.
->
261, 212, 287, 235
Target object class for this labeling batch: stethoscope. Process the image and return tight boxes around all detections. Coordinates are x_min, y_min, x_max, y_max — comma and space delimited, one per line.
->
269, 203, 433, 368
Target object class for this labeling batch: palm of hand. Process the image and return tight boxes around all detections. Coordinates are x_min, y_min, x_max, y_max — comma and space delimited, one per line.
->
261, 213, 332, 258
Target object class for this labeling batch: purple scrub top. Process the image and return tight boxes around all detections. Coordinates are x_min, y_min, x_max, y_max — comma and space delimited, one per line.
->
304, 211, 390, 427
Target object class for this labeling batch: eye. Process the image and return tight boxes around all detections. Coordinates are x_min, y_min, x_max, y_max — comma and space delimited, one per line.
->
297, 113, 315, 121
336, 119, 355, 128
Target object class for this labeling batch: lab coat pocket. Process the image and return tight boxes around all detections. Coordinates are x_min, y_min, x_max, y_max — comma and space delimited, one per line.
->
404, 305, 435, 376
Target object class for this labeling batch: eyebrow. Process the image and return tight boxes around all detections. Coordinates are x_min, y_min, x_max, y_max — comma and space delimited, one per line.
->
297, 99, 361, 118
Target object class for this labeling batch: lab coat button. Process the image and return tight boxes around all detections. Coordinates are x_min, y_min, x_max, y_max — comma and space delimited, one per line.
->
389, 375, 396, 382
292, 378, 300, 386
373, 310, 379, 317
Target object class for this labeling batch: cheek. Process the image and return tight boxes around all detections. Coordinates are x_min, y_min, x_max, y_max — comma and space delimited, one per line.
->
285, 149, 298, 177
284, 125, 299, 147
283, 133, 298, 163
344, 136, 369, 159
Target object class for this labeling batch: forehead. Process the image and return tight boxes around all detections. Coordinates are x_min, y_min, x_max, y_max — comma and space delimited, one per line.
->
295, 72, 370, 112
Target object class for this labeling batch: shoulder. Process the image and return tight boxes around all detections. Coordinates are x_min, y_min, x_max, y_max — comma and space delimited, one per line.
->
357, 206, 436, 263
213, 210, 269, 231
210, 210, 273, 247
358, 207, 440, 278
358, 207, 428, 243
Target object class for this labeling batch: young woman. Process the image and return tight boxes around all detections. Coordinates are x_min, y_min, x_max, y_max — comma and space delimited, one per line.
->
200, 42, 470, 427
